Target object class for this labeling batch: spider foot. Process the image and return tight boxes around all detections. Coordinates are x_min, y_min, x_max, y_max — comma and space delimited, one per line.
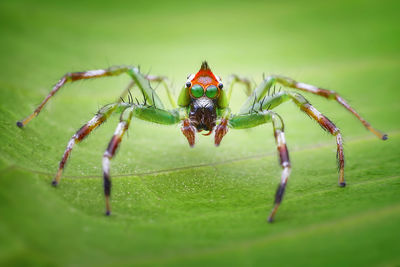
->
105, 195, 111, 216
267, 203, 279, 223
51, 169, 62, 187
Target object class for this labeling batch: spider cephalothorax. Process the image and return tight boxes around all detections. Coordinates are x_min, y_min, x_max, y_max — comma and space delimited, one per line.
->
187, 62, 220, 133
180, 62, 229, 145
17, 61, 387, 222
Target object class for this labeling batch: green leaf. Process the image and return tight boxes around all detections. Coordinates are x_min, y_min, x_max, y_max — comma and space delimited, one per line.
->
0, 0, 399, 266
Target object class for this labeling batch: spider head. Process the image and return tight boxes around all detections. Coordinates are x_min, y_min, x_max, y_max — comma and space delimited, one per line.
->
186, 61, 223, 100
185, 62, 223, 131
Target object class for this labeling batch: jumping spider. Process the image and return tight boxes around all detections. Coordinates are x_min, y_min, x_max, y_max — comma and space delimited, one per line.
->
17, 62, 387, 222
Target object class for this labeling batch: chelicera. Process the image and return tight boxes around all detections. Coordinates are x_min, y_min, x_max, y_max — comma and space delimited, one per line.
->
17, 62, 387, 222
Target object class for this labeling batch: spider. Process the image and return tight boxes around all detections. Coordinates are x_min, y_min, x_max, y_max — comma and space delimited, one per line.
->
17, 62, 387, 222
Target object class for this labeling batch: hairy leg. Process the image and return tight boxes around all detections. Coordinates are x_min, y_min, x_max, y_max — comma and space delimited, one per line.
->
103, 106, 134, 215
259, 91, 345, 186
226, 74, 253, 102
51, 103, 127, 186
239, 75, 387, 140
102, 104, 182, 215
145, 75, 177, 108
268, 114, 291, 222
17, 66, 166, 127
17, 66, 129, 127
229, 110, 291, 222
120, 75, 177, 108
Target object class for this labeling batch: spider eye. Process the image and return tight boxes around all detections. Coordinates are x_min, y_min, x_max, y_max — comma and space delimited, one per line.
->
218, 83, 223, 89
190, 84, 204, 98
185, 81, 191, 88
205, 85, 218, 98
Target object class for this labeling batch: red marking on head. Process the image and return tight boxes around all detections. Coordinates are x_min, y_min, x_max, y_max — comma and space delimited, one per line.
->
192, 61, 219, 89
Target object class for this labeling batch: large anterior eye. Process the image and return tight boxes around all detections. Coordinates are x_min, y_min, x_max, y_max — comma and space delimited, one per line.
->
190, 84, 204, 98
205, 85, 218, 98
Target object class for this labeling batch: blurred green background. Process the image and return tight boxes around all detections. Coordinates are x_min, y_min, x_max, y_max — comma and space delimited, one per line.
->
0, 0, 399, 266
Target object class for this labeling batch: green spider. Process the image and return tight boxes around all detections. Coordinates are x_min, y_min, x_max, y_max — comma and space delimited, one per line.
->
17, 62, 387, 222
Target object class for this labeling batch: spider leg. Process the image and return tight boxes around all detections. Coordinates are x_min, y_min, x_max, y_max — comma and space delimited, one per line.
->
121, 75, 177, 108
17, 66, 166, 127
228, 110, 291, 222
260, 91, 345, 186
103, 106, 134, 215
117, 80, 136, 104
268, 114, 291, 223
17, 66, 130, 127
145, 75, 177, 108
239, 75, 387, 140
102, 104, 182, 215
226, 74, 253, 101
52, 103, 127, 186
229, 91, 348, 221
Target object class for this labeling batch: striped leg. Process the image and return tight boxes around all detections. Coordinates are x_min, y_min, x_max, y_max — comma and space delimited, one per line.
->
300, 102, 345, 186
102, 106, 134, 215
101, 103, 182, 215
17, 65, 169, 127
275, 76, 387, 140
268, 113, 291, 222
17, 66, 130, 127
290, 92, 345, 186
239, 75, 387, 140
52, 103, 122, 186
228, 111, 291, 222
260, 92, 345, 186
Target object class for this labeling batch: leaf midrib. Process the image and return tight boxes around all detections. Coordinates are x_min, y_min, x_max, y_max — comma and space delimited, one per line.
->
12, 130, 399, 179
